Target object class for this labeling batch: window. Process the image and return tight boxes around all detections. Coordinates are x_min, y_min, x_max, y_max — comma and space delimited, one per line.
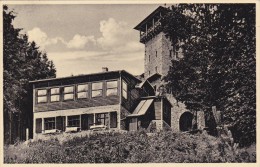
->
67, 115, 80, 127
169, 49, 172, 58
50, 88, 60, 102
175, 49, 178, 59
155, 51, 157, 57
92, 82, 103, 97
44, 117, 55, 130
37, 89, 47, 103
106, 80, 118, 96
155, 66, 158, 73
96, 113, 109, 126
77, 84, 88, 99
64, 86, 74, 101
122, 80, 128, 99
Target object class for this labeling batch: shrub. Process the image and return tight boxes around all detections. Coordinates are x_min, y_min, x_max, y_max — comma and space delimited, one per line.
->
4, 130, 256, 163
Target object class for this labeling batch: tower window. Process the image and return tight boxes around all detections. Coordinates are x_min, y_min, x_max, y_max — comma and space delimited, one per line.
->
155, 51, 157, 57
176, 50, 179, 58
169, 50, 172, 58
155, 66, 158, 73
149, 55, 150, 62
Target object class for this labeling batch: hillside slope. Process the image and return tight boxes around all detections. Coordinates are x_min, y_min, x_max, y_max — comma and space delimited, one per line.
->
4, 131, 256, 163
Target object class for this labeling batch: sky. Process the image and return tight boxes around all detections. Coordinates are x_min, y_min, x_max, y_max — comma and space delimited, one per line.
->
9, 4, 162, 77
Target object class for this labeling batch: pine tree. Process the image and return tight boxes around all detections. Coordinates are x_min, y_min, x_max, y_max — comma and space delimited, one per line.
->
3, 5, 56, 144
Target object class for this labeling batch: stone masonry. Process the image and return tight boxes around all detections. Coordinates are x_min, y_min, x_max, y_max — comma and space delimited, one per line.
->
144, 32, 174, 79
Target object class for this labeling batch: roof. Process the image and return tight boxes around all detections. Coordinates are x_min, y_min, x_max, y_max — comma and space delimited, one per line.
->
135, 73, 145, 81
127, 99, 154, 117
29, 70, 141, 84
147, 73, 162, 83
140, 96, 173, 107
134, 6, 168, 32
135, 79, 153, 89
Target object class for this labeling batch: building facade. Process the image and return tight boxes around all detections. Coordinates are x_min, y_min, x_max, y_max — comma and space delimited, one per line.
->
30, 70, 172, 138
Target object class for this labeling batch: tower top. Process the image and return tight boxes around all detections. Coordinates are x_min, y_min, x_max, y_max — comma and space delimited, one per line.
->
134, 6, 169, 44
134, 6, 168, 32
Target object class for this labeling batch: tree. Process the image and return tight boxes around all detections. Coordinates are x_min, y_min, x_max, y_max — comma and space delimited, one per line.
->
3, 5, 56, 144
163, 4, 255, 146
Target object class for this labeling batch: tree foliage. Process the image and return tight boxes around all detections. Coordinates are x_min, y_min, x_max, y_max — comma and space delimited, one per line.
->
3, 5, 56, 144
163, 4, 255, 146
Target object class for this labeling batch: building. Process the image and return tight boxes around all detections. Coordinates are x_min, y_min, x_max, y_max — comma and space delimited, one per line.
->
134, 6, 205, 132
30, 69, 172, 138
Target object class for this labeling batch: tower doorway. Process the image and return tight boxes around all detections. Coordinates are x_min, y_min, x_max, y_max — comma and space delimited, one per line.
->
179, 112, 193, 131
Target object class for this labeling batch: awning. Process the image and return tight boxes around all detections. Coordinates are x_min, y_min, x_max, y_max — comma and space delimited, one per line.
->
127, 99, 154, 117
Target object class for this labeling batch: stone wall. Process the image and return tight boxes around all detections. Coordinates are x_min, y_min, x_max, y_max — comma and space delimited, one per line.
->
144, 32, 173, 79
161, 33, 174, 77
165, 93, 206, 132
143, 30, 205, 132
165, 94, 187, 132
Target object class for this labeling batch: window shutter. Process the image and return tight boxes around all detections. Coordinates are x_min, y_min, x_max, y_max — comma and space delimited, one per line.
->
81, 114, 88, 130
110, 112, 117, 128
36, 118, 42, 133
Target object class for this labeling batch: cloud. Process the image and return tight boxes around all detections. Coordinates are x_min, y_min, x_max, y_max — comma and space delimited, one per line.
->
27, 18, 143, 53
97, 18, 143, 52
97, 18, 130, 49
66, 34, 96, 49
27, 27, 64, 49
27, 28, 96, 50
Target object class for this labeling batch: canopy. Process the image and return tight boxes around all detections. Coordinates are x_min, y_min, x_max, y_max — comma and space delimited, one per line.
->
127, 99, 154, 117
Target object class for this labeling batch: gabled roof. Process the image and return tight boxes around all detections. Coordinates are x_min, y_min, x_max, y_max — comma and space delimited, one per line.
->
146, 73, 162, 83
134, 6, 168, 32
135, 79, 153, 89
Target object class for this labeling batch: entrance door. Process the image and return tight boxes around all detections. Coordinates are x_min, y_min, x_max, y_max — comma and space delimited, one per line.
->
129, 117, 138, 131
56, 116, 65, 131
87, 114, 94, 130
81, 114, 88, 130
179, 112, 193, 131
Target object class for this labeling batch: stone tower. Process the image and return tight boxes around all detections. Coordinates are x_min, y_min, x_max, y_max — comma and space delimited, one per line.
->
134, 6, 175, 80
134, 6, 205, 132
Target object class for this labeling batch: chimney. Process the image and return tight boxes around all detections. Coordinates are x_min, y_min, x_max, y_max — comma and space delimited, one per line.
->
102, 67, 108, 72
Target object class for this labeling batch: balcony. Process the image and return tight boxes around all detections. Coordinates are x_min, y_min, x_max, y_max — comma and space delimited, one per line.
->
140, 20, 162, 43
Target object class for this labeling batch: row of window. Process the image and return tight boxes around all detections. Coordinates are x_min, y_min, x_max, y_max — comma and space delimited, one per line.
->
43, 113, 117, 131
147, 49, 180, 63
37, 80, 128, 104
44, 116, 80, 130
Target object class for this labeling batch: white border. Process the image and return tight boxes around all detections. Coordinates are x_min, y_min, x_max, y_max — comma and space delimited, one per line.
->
0, 0, 259, 167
